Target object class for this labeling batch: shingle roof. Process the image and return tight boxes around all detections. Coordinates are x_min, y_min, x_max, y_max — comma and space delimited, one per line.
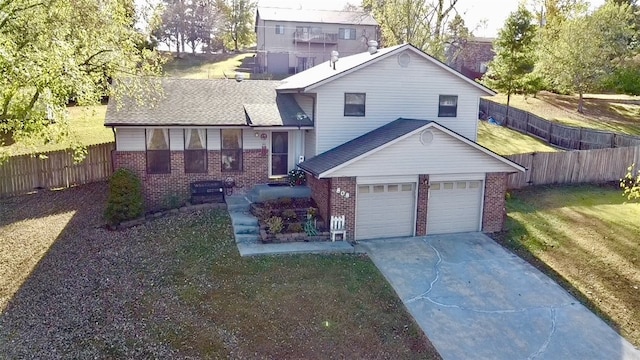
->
276, 43, 496, 95
277, 44, 405, 91
257, 7, 377, 26
105, 78, 309, 127
299, 118, 432, 176
245, 93, 313, 127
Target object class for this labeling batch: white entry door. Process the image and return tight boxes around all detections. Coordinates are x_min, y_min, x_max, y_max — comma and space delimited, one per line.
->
356, 183, 416, 240
427, 180, 483, 234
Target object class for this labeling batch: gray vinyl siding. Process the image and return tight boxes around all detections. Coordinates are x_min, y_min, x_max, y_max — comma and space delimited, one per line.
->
304, 129, 316, 159
313, 49, 487, 154
330, 128, 516, 177
115, 128, 145, 151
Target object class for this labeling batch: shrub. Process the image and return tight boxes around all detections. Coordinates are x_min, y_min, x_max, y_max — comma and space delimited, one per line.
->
266, 216, 284, 234
621, 164, 640, 201
281, 209, 297, 221
104, 168, 144, 225
306, 207, 317, 219
288, 169, 307, 186
278, 197, 292, 207
253, 207, 272, 221
287, 223, 304, 233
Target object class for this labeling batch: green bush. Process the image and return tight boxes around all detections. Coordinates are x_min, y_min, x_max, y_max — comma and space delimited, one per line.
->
104, 168, 144, 225
287, 223, 304, 233
281, 209, 297, 221
266, 216, 284, 234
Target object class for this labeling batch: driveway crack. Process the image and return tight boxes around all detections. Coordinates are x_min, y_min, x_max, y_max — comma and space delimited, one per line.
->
528, 308, 557, 360
405, 240, 442, 304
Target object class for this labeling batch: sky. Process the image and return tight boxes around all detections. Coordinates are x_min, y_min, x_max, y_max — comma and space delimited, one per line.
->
257, 0, 607, 38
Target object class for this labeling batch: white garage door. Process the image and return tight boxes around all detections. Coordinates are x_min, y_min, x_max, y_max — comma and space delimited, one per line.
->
356, 183, 416, 240
427, 180, 483, 234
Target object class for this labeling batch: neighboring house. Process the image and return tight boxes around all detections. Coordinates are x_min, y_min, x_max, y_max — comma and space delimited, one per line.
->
254, 7, 378, 74
105, 43, 524, 240
447, 37, 495, 80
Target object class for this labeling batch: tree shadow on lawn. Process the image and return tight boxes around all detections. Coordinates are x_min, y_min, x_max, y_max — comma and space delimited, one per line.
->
507, 183, 627, 212
0, 182, 181, 357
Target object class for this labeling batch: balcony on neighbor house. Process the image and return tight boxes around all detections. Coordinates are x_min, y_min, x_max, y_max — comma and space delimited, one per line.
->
293, 30, 338, 45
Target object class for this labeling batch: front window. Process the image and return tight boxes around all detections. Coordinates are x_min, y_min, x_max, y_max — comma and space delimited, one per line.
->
339, 28, 356, 40
184, 129, 207, 173
344, 93, 366, 116
146, 128, 170, 174
438, 95, 458, 117
275, 24, 285, 34
221, 129, 242, 171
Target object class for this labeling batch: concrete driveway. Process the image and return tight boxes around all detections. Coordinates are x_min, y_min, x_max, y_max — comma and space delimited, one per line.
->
359, 233, 640, 360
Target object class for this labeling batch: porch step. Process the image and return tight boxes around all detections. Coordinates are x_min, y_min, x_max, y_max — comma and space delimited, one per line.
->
234, 224, 259, 235
230, 212, 259, 227
226, 195, 251, 213
235, 233, 260, 244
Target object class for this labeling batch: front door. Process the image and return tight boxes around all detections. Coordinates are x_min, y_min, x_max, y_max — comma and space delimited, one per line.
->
271, 132, 288, 176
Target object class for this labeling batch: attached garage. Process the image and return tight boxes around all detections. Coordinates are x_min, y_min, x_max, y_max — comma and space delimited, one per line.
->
427, 179, 484, 234
356, 182, 416, 240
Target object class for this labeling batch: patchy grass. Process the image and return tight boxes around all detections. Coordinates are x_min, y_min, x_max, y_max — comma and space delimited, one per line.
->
492, 184, 640, 347
489, 92, 640, 135
163, 52, 255, 79
477, 120, 558, 155
1, 105, 112, 156
0, 183, 439, 358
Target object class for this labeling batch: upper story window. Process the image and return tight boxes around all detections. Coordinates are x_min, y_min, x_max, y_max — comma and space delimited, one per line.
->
184, 129, 207, 173
146, 128, 170, 174
221, 129, 243, 172
344, 93, 366, 116
339, 28, 356, 40
275, 25, 285, 35
438, 95, 458, 117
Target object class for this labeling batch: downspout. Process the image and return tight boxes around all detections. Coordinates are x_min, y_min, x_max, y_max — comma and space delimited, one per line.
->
110, 126, 116, 173
297, 91, 316, 160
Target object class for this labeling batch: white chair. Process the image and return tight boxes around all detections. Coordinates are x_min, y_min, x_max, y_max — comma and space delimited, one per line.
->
330, 215, 346, 241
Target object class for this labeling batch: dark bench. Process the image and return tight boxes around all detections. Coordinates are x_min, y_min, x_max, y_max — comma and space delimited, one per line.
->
190, 180, 225, 204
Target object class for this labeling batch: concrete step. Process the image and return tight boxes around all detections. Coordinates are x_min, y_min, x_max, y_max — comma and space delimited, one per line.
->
226, 195, 251, 212
229, 212, 259, 227
234, 224, 259, 235
235, 233, 260, 244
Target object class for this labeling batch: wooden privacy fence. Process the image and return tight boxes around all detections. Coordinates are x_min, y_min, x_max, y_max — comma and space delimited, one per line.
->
0, 142, 115, 197
480, 98, 640, 150
505, 145, 640, 189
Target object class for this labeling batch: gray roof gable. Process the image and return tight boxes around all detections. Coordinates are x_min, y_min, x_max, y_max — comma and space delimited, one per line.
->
299, 118, 431, 176
105, 78, 309, 127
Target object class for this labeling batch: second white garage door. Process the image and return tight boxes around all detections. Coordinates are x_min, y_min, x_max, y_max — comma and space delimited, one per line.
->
427, 180, 483, 234
356, 183, 416, 240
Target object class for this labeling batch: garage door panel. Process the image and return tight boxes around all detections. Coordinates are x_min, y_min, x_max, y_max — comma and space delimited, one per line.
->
356, 183, 415, 240
427, 180, 483, 234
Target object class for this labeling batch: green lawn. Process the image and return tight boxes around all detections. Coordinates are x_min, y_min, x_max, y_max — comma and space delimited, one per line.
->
163, 52, 255, 79
0, 182, 439, 358
489, 92, 640, 135
494, 184, 640, 346
477, 120, 558, 155
1, 105, 112, 156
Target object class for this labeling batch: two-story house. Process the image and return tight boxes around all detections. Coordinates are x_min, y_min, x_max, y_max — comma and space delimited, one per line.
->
254, 7, 378, 74
447, 37, 495, 80
105, 43, 524, 240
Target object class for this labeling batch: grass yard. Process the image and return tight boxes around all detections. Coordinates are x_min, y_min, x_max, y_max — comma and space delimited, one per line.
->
1, 105, 112, 156
490, 92, 640, 135
477, 120, 558, 155
0, 183, 438, 358
163, 52, 255, 79
493, 184, 640, 347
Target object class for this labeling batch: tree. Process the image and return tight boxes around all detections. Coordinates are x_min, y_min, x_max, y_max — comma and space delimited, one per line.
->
0, 0, 163, 160
621, 164, 640, 201
483, 5, 537, 116
362, 0, 460, 60
444, 14, 471, 67
537, 2, 636, 112
218, 0, 255, 51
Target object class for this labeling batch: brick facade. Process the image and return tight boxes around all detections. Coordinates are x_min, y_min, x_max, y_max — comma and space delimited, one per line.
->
306, 174, 330, 223
113, 149, 269, 211
482, 172, 509, 233
329, 177, 356, 241
416, 175, 429, 236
